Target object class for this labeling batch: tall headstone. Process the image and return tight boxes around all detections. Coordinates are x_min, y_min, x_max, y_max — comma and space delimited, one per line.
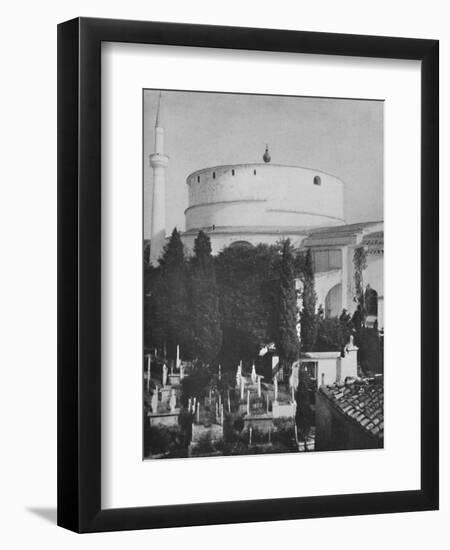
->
169, 388, 176, 412
151, 388, 158, 413
146, 355, 151, 392
236, 364, 242, 388
162, 363, 168, 387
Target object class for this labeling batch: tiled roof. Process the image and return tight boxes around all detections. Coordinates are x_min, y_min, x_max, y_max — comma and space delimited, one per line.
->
319, 378, 384, 439
307, 221, 382, 237
362, 230, 384, 242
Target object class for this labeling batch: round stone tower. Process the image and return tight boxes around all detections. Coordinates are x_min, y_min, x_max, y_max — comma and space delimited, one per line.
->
182, 151, 345, 253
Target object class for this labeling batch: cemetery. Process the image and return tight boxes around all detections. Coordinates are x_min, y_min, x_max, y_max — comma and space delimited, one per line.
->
144, 334, 361, 458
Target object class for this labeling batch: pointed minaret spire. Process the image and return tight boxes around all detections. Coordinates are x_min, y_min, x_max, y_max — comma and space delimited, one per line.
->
154, 92, 165, 155
155, 91, 162, 128
149, 91, 169, 266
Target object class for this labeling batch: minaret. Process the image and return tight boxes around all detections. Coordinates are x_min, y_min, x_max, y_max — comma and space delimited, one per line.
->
149, 93, 169, 266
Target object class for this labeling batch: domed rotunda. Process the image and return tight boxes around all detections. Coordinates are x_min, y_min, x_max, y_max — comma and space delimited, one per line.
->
181, 146, 346, 253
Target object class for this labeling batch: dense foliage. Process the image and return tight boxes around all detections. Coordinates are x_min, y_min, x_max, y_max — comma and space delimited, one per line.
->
353, 246, 368, 313
144, 232, 382, 373
299, 248, 318, 352
295, 369, 314, 446
215, 243, 279, 367
272, 240, 300, 365
152, 228, 192, 360
190, 231, 223, 364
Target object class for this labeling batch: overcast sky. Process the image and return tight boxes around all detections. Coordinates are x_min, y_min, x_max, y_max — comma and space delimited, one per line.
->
143, 90, 383, 239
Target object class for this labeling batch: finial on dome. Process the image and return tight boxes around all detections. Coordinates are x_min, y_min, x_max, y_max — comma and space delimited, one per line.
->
263, 144, 271, 163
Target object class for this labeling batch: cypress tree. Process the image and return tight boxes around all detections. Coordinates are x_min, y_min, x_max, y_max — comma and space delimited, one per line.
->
273, 239, 299, 367
156, 228, 191, 359
190, 231, 223, 364
300, 248, 318, 352
353, 246, 367, 318
215, 243, 277, 366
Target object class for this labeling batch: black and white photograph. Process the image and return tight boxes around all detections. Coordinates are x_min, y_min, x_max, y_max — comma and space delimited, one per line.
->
143, 89, 384, 459
0, 0, 443, 543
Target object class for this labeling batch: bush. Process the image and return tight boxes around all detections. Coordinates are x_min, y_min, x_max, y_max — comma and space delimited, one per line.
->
356, 327, 383, 375
193, 433, 216, 455
273, 417, 297, 450
180, 363, 212, 402
145, 424, 184, 457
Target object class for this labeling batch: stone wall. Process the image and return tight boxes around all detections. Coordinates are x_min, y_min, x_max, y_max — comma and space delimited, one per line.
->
148, 411, 180, 428
186, 163, 345, 232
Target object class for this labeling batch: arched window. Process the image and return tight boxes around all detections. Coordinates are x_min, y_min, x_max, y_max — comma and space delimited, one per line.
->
325, 284, 342, 318
197, 175, 200, 183
254, 169, 257, 175
313, 175, 322, 186
229, 240, 253, 250
232, 169, 235, 176
212, 171, 216, 179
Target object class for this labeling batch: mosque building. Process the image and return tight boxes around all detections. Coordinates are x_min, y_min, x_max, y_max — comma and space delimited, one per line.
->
148, 98, 384, 328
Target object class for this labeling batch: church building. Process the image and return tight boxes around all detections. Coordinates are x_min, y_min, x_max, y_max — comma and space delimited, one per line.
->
148, 100, 384, 329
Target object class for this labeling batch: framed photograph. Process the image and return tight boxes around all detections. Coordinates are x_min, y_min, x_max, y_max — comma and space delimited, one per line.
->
57, 17, 439, 533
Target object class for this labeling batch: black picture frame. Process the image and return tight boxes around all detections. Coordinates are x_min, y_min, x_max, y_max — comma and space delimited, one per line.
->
57, 17, 439, 533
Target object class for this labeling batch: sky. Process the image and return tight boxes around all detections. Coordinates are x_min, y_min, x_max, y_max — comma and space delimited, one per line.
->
143, 89, 383, 239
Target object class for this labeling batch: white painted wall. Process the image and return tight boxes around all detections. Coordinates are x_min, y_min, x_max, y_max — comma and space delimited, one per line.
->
317, 356, 340, 385
315, 269, 342, 310
186, 163, 344, 230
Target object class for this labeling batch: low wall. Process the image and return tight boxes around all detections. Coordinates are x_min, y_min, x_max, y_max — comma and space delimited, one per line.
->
243, 414, 274, 433
191, 422, 223, 443
148, 411, 180, 428
272, 402, 296, 418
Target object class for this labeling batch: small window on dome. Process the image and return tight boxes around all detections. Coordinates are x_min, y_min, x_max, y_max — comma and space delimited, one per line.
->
314, 175, 322, 186
197, 175, 200, 183
213, 171, 216, 179
232, 169, 235, 176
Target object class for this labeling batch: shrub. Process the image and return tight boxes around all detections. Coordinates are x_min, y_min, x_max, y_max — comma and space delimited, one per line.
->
145, 424, 183, 456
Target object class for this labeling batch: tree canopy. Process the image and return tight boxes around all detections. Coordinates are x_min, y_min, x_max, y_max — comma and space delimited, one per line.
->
215, 243, 279, 367
143, 232, 379, 370
154, 228, 192, 359
272, 239, 299, 365
190, 231, 223, 364
300, 248, 317, 352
